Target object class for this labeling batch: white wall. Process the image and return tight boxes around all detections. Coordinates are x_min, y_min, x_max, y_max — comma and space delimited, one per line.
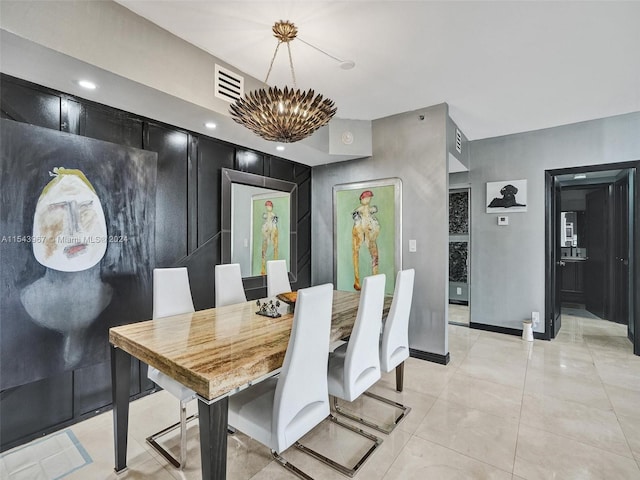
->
469, 112, 640, 333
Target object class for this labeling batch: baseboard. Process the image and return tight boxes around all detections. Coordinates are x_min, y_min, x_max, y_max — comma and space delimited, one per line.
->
469, 322, 546, 340
448, 300, 469, 306
409, 349, 450, 365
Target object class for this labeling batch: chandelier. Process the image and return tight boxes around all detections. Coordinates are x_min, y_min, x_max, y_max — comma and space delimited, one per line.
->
229, 20, 337, 143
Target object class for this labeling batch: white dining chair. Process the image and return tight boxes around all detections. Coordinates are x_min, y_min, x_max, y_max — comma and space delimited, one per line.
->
266, 259, 292, 298
228, 283, 334, 479
334, 269, 415, 434
146, 267, 196, 469
215, 263, 247, 307
296, 274, 385, 477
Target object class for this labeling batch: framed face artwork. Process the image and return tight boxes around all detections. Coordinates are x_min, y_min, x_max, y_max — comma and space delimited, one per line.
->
0, 119, 157, 390
333, 178, 402, 295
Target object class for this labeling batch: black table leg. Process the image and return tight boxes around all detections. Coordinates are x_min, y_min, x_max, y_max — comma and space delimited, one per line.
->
111, 346, 131, 473
198, 396, 228, 480
395, 361, 404, 392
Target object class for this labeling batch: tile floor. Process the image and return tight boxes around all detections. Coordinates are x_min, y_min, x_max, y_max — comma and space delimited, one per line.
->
4, 309, 640, 479
448, 303, 470, 325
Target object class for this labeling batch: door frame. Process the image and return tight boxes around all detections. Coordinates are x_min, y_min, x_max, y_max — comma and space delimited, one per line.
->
544, 161, 640, 356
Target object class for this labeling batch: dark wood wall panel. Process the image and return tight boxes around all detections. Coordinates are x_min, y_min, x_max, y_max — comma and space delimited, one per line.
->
75, 102, 143, 148
0, 74, 312, 451
178, 236, 220, 311
235, 149, 264, 175
297, 175, 312, 221
0, 81, 60, 129
268, 156, 296, 181
147, 123, 189, 267
198, 138, 235, 246
0, 373, 73, 447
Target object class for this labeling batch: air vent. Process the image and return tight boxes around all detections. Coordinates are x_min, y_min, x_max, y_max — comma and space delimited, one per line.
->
455, 128, 462, 154
214, 64, 244, 102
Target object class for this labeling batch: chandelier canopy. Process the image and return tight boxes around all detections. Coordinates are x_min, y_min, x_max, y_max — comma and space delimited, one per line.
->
229, 20, 337, 143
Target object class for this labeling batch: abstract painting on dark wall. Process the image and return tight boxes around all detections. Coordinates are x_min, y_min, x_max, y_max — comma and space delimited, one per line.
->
0, 119, 157, 390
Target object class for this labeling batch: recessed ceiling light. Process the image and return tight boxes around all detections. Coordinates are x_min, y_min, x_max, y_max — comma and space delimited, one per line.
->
204, 122, 217, 129
276, 145, 285, 151
77, 80, 97, 90
573, 174, 587, 179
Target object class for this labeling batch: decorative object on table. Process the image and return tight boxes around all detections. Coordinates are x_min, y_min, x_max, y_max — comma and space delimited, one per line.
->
276, 291, 298, 305
229, 20, 337, 143
333, 178, 402, 295
256, 299, 282, 318
0, 119, 157, 390
251, 193, 290, 276
486, 179, 527, 213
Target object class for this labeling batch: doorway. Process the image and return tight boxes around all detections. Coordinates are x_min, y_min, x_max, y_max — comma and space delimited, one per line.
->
449, 188, 470, 325
545, 162, 640, 355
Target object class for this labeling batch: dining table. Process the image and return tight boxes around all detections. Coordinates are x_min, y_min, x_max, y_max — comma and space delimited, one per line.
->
109, 290, 394, 480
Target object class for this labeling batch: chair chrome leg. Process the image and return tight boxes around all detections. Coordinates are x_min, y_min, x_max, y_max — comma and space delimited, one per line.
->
179, 400, 187, 469
146, 411, 198, 469
271, 450, 314, 480
333, 392, 411, 435
294, 413, 382, 477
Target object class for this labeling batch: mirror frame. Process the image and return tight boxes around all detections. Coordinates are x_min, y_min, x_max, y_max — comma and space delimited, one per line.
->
221, 168, 298, 288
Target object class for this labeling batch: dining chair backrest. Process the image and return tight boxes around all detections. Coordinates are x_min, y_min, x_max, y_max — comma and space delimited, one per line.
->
273, 283, 333, 453
343, 274, 386, 401
215, 263, 247, 307
266, 260, 292, 298
153, 267, 195, 319
380, 269, 415, 372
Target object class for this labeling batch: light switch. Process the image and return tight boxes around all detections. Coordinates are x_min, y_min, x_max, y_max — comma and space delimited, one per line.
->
244, 238, 249, 248
409, 239, 417, 252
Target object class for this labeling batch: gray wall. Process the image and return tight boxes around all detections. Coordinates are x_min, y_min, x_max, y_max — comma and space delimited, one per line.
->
468, 112, 640, 333
312, 103, 449, 357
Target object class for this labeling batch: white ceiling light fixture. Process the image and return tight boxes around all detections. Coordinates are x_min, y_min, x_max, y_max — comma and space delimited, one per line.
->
77, 80, 97, 90
204, 122, 217, 129
276, 145, 285, 151
573, 173, 587, 179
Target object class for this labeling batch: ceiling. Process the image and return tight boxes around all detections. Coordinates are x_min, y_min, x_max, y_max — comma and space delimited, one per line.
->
115, 1, 640, 141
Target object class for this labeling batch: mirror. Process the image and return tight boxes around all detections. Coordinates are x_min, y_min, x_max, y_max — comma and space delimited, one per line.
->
221, 168, 297, 282
560, 211, 587, 257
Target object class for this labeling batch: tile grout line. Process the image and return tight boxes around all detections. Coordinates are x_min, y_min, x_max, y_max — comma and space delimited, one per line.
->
582, 326, 640, 471
511, 338, 534, 476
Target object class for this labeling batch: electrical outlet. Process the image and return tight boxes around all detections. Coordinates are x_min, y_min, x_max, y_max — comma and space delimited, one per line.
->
456, 287, 462, 295
409, 239, 417, 252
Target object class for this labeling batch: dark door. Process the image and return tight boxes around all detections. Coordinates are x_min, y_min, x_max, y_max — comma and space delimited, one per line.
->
585, 187, 609, 319
614, 174, 630, 326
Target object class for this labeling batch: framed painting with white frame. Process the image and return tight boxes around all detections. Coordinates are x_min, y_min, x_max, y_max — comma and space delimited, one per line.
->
486, 179, 528, 213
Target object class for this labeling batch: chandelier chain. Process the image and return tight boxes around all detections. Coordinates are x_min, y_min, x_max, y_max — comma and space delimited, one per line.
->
264, 41, 283, 85
286, 42, 297, 88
